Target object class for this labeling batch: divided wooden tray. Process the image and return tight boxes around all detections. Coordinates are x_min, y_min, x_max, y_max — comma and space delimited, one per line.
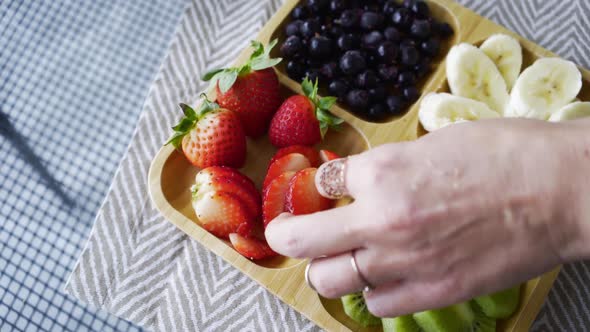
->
149, 0, 590, 330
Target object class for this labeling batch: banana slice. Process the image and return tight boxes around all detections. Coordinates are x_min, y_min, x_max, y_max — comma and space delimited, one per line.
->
548, 101, 590, 121
480, 34, 523, 91
419, 93, 500, 132
446, 43, 510, 114
508, 57, 582, 119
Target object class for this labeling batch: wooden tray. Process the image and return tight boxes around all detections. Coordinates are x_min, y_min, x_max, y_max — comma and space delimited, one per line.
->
149, 0, 590, 330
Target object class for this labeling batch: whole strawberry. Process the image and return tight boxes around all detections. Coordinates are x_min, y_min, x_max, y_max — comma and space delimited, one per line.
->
269, 78, 343, 148
203, 40, 283, 138
167, 94, 246, 168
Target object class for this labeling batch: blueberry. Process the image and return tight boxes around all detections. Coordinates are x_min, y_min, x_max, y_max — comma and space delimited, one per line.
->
401, 45, 420, 66
337, 33, 360, 51
401, 38, 416, 48
376, 41, 398, 64
301, 19, 321, 38
397, 71, 416, 86
291, 5, 308, 20
355, 70, 378, 88
320, 62, 339, 80
420, 38, 440, 56
286, 61, 305, 81
402, 0, 415, 9
339, 50, 367, 75
411, 1, 430, 17
307, 0, 330, 14
368, 86, 387, 102
402, 86, 420, 102
309, 36, 333, 59
304, 68, 322, 83
362, 31, 383, 49
411, 19, 431, 39
377, 64, 399, 82
360, 12, 384, 30
346, 89, 370, 110
306, 58, 323, 68
330, 0, 349, 13
285, 21, 303, 36
384, 26, 402, 41
329, 79, 349, 99
391, 8, 412, 29
340, 9, 361, 28
433, 22, 454, 38
368, 103, 389, 120
386, 95, 406, 115
383, 0, 400, 15
330, 25, 344, 37
281, 36, 303, 57
414, 60, 431, 78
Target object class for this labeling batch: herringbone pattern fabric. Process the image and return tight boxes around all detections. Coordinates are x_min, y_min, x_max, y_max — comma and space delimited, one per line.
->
65, 1, 590, 331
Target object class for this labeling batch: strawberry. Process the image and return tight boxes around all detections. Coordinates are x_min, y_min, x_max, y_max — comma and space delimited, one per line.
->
167, 95, 246, 168
195, 166, 258, 194
192, 175, 261, 221
319, 149, 341, 163
192, 191, 254, 238
262, 171, 296, 227
269, 78, 343, 147
263, 153, 311, 189
202, 40, 283, 138
229, 233, 277, 260
269, 145, 321, 168
286, 168, 332, 215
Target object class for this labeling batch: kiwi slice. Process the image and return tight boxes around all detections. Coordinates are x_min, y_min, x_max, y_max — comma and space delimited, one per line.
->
382, 315, 422, 332
474, 285, 521, 319
469, 301, 496, 332
413, 302, 474, 332
341, 293, 381, 327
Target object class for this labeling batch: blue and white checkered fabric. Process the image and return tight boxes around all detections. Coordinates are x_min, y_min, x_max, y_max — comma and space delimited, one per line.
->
0, 1, 185, 331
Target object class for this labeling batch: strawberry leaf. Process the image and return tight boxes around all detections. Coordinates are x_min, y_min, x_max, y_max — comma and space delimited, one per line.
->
218, 70, 239, 93
301, 77, 315, 99
179, 103, 197, 119
166, 132, 186, 149
251, 57, 282, 71
166, 95, 219, 149
249, 40, 265, 60
317, 96, 337, 111
202, 68, 224, 81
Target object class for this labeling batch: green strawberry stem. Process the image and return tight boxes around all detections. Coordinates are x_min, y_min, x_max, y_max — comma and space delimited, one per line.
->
165, 94, 220, 149
202, 39, 282, 93
301, 77, 344, 137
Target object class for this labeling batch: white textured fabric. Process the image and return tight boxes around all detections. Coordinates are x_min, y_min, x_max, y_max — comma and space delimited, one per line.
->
66, 1, 590, 331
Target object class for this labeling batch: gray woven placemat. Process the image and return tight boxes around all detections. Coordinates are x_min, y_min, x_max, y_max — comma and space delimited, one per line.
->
66, 1, 590, 331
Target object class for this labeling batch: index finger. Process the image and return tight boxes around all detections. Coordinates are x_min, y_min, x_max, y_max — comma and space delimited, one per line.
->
265, 203, 368, 259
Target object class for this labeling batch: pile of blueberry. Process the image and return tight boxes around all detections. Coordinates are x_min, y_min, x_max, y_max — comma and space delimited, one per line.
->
280, 0, 454, 121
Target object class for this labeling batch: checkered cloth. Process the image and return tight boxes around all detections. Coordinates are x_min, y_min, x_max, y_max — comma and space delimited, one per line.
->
0, 1, 184, 331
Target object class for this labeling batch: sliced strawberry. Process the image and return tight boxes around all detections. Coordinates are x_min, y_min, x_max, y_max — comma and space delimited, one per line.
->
229, 233, 277, 260
269, 145, 321, 168
262, 171, 296, 227
193, 191, 254, 238
193, 175, 261, 220
263, 153, 311, 189
286, 168, 332, 215
195, 166, 258, 194
319, 149, 341, 163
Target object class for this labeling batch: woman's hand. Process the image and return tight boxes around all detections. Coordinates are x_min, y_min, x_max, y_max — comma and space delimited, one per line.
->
265, 118, 590, 318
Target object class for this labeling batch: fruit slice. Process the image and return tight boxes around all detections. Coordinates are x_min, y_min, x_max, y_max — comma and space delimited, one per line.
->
229, 233, 277, 260
413, 302, 474, 332
341, 293, 381, 327
446, 43, 510, 114
192, 191, 253, 238
285, 168, 332, 215
195, 166, 258, 195
418, 93, 500, 132
262, 171, 297, 227
269, 145, 321, 168
549, 101, 590, 121
470, 301, 497, 332
319, 149, 341, 163
382, 315, 421, 332
480, 34, 523, 91
263, 153, 311, 189
474, 285, 521, 319
192, 175, 261, 221
507, 57, 582, 119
